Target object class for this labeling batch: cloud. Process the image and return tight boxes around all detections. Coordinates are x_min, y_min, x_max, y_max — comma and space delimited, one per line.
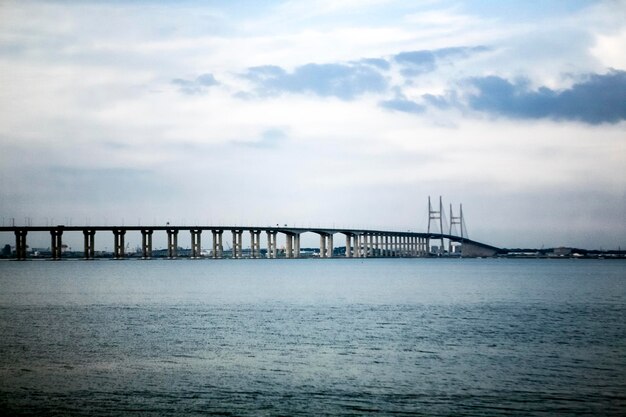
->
379, 97, 425, 114
394, 50, 436, 75
238, 46, 488, 99
357, 57, 390, 70
393, 46, 488, 76
241, 61, 388, 100
423, 93, 453, 109
466, 70, 626, 124
172, 73, 219, 94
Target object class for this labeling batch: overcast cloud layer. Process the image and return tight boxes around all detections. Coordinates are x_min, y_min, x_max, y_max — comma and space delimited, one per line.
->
1, 0, 625, 250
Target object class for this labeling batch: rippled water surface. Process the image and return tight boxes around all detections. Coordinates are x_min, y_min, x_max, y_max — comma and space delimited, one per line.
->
1, 258, 625, 416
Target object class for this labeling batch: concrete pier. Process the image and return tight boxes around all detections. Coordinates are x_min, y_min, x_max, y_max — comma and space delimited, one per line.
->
190, 229, 202, 258
318, 233, 333, 258
167, 229, 178, 258
83, 229, 96, 259
294, 233, 301, 258
14, 229, 27, 260
285, 233, 293, 258
250, 230, 261, 258
212, 230, 223, 258
50, 228, 63, 260
141, 229, 153, 258
383, 235, 387, 256
113, 229, 125, 259
361, 234, 367, 257
232, 230, 243, 258
266, 231, 277, 258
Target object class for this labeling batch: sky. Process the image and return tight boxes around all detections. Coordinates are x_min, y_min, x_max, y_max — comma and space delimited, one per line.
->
0, 0, 625, 250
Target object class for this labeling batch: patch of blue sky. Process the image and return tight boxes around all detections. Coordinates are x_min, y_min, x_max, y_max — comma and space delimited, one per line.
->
455, 0, 596, 21
379, 98, 426, 114
242, 62, 388, 100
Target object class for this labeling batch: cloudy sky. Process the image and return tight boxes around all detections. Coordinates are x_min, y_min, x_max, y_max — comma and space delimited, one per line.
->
1, 0, 625, 250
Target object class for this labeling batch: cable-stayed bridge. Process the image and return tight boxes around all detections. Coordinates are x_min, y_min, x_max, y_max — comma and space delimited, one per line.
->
1, 198, 501, 260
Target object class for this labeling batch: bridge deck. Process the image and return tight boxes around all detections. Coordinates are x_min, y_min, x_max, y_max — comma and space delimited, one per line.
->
0, 225, 501, 259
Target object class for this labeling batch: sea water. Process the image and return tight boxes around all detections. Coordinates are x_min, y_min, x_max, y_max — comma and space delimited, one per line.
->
0, 258, 624, 416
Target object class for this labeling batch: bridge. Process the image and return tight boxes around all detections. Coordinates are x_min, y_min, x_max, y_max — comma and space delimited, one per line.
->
0, 225, 501, 260
1, 197, 503, 260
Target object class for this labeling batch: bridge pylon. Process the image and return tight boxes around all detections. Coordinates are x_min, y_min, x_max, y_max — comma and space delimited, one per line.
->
448, 203, 466, 255
428, 196, 445, 255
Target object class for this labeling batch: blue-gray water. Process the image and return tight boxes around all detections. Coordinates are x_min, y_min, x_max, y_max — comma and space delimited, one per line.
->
0, 258, 625, 416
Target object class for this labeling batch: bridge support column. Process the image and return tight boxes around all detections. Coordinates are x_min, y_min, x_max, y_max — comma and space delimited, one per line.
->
249, 230, 256, 258
113, 229, 126, 259
294, 234, 300, 258
285, 233, 293, 258
327, 234, 333, 258
266, 231, 277, 258
374, 234, 379, 257
232, 230, 243, 258
14, 229, 27, 260
318, 233, 333, 258
83, 229, 96, 259
50, 229, 63, 260
141, 229, 153, 259
372, 234, 377, 256
231, 230, 238, 258
385, 235, 390, 257
251, 230, 263, 258
212, 230, 223, 258
190, 229, 202, 258
345, 234, 352, 258
167, 229, 178, 258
